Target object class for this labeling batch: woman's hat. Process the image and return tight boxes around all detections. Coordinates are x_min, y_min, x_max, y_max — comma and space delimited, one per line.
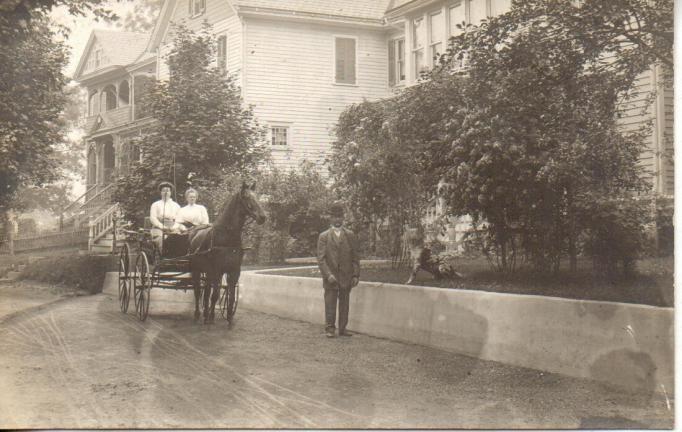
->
158, 181, 174, 192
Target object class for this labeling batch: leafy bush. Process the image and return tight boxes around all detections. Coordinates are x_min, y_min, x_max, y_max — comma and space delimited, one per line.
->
205, 161, 334, 264
19, 254, 115, 294
655, 197, 674, 256
582, 197, 651, 276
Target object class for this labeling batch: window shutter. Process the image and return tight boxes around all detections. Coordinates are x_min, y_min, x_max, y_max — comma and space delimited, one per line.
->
217, 35, 227, 72
188, 0, 192, 15
200, 0, 206, 13
335, 38, 356, 84
345, 38, 356, 84
388, 40, 395, 86
335, 38, 346, 82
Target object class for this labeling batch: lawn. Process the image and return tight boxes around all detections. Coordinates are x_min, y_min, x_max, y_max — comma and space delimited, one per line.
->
266, 256, 673, 307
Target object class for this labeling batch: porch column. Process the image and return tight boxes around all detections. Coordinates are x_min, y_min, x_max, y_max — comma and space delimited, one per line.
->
113, 134, 121, 174
96, 141, 104, 187
130, 74, 135, 120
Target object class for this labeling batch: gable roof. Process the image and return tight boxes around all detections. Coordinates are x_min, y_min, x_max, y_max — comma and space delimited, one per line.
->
232, 0, 393, 21
74, 30, 151, 80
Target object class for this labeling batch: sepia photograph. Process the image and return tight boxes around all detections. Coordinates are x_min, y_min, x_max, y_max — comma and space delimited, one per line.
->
0, 0, 675, 429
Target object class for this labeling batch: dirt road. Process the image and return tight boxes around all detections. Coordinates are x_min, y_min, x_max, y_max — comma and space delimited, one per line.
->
0, 280, 673, 429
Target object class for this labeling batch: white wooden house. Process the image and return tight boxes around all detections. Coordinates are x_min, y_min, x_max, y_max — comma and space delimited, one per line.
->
71, 0, 672, 253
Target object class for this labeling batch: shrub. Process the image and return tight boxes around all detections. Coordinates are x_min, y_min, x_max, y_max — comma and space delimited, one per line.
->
19, 254, 115, 294
655, 198, 674, 256
582, 197, 650, 276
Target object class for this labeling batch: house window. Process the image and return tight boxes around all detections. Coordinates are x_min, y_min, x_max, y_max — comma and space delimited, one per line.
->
388, 38, 406, 86
95, 50, 101, 67
189, 0, 205, 17
412, 17, 426, 76
271, 126, 289, 146
217, 35, 227, 73
489, 0, 512, 16
335, 37, 357, 85
429, 10, 444, 66
449, 1, 466, 36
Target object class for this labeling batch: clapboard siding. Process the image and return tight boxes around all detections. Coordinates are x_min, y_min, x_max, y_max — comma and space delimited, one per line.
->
615, 67, 674, 194
158, 0, 238, 79
243, 17, 391, 170
169, 0, 234, 34
158, 12, 242, 84
662, 78, 674, 195
214, 15, 243, 87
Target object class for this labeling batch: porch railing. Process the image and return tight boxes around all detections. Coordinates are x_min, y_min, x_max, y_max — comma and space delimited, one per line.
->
83, 183, 116, 212
89, 203, 119, 251
60, 185, 97, 231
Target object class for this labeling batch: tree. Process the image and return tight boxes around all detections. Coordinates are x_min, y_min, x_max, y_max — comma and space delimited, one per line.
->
0, 0, 114, 252
0, 16, 69, 211
417, 1, 654, 272
515, 0, 673, 71
330, 98, 436, 257
120, 0, 163, 33
114, 24, 267, 225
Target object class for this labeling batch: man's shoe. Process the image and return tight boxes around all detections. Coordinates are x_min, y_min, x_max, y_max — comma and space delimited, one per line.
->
338, 330, 353, 337
325, 330, 336, 338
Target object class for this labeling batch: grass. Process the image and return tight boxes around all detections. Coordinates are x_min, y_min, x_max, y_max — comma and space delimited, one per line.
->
266, 256, 674, 307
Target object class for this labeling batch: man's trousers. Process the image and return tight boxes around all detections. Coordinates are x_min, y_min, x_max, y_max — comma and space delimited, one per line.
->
324, 286, 350, 332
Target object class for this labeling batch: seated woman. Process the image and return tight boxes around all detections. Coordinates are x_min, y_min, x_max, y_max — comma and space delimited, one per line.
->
176, 188, 210, 230
150, 181, 183, 254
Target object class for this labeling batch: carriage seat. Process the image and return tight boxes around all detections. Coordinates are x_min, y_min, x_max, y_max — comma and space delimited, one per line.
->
162, 233, 190, 258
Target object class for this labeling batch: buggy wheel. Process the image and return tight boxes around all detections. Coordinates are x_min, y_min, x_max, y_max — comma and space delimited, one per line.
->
219, 274, 239, 321
134, 252, 152, 321
118, 243, 130, 313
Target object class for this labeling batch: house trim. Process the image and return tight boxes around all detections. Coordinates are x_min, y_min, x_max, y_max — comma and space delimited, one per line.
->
73, 32, 98, 80
237, 8, 385, 29
386, 0, 442, 20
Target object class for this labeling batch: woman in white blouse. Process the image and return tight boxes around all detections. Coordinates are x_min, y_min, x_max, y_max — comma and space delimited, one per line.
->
176, 188, 210, 229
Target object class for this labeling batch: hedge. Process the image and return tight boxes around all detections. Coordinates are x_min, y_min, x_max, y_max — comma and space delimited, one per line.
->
19, 254, 116, 294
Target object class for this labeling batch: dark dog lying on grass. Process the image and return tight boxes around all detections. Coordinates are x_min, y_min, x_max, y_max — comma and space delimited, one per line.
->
406, 247, 464, 284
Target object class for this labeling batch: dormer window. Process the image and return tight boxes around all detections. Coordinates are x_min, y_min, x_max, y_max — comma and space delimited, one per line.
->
189, 0, 205, 17
85, 47, 106, 71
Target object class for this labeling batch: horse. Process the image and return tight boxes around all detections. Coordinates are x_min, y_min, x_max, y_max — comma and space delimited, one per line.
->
188, 181, 266, 324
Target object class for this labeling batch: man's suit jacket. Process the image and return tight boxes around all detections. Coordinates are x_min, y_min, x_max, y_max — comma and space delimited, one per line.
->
317, 227, 360, 290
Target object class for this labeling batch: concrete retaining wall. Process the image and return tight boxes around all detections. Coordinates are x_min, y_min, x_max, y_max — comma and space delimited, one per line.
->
239, 270, 674, 394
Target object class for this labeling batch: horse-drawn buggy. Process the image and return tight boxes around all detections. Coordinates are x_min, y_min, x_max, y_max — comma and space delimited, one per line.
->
116, 181, 266, 323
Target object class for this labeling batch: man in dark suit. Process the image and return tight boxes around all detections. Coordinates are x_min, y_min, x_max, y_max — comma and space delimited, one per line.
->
317, 202, 360, 338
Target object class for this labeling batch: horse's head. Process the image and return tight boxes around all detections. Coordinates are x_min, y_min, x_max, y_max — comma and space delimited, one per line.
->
240, 181, 266, 225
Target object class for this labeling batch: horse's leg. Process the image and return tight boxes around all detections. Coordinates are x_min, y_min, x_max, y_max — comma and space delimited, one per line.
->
225, 271, 239, 321
209, 273, 221, 324
192, 269, 201, 321
203, 271, 212, 324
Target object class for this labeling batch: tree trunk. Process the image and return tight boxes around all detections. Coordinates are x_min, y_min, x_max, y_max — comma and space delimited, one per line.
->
568, 235, 577, 273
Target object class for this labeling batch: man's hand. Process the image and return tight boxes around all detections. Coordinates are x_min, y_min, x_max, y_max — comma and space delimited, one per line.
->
327, 275, 337, 285
351, 277, 359, 287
